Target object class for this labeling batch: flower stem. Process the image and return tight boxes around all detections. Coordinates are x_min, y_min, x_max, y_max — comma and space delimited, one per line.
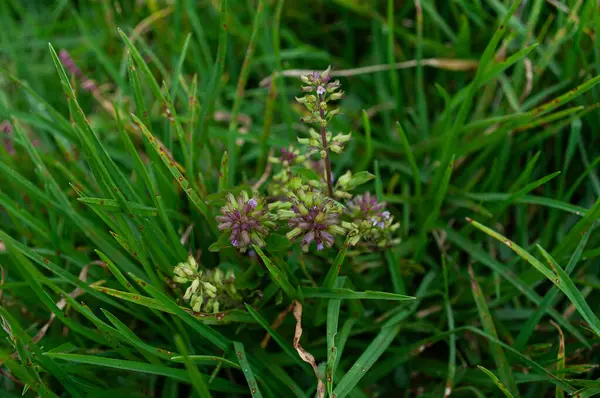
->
318, 95, 334, 197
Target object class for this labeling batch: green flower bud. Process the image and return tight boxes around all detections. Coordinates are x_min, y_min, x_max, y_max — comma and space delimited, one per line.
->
337, 170, 352, 187
334, 190, 352, 200
329, 91, 344, 101
212, 268, 224, 284
320, 150, 327, 158
327, 108, 341, 118
329, 225, 346, 235
309, 128, 321, 140
278, 209, 297, 219
184, 279, 200, 300
190, 294, 204, 312
173, 275, 188, 283
286, 227, 304, 240
309, 138, 321, 147
330, 144, 343, 153
320, 102, 327, 110
202, 281, 217, 298
333, 132, 352, 143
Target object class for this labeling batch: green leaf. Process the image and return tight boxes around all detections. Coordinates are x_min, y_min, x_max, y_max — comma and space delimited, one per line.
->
209, 234, 233, 252
446, 227, 588, 346
77, 197, 158, 216
244, 304, 312, 374
326, 277, 345, 396
301, 287, 415, 300
174, 335, 212, 398
130, 114, 216, 234
333, 325, 401, 398
344, 171, 375, 191
477, 365, 515, 398
218, 151, 229, 192
233, 341, 263, 397
93, 285, 253, 324
467, 218, 600, 338
252, 245, 297, 300
469, 266, 519, 396
44, 353, 243, 393
514, 225, 594, 350
170, 356, 240, 369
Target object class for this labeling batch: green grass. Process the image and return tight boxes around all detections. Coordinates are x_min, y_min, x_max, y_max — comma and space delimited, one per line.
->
1, 1, 600, 397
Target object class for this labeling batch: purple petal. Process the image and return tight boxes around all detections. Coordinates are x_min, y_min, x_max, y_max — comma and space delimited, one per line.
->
321, 231, 335, 246
248, 198, 258, 208
317, 242, 324, 251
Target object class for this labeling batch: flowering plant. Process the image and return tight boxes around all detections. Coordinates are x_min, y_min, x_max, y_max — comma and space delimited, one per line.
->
175, 67, 401, 314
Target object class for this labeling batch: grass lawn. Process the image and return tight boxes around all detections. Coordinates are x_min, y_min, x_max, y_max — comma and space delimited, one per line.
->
1, 0, 600, 397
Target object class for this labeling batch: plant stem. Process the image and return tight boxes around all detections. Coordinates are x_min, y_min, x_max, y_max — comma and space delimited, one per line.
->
318, 94, 334, 197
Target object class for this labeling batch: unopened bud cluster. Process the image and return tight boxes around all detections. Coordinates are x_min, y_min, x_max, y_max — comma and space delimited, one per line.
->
295, 66, 350, 159
268, 146, 307, 196
297, 128, 351, 159
173, 256, 241, 313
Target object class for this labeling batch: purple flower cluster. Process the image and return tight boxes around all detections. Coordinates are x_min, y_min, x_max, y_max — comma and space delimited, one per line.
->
216, 193, 274, 252
299, 67, 343, 103
345, 192, 399, 248
279, 189, 345, 251
347, 192, 388, 220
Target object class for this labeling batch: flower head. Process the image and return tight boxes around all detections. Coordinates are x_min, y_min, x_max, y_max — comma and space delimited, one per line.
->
297, 66, 344, 127
345, 193, 400, 248
278, 188, 345, 251
347, 192, 387, 217
216, 192, 274, 252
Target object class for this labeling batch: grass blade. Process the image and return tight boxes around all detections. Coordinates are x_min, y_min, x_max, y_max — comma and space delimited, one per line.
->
326, 277, 345, 396
467, 218, 600, 338
253, 245, 297, 300
301, 287, 415, 301
514, 225, 594, 350
332, 325, 401, 398
477, 365, 515, 398
469, 265, 519, 396
233, 341, 262, 397
174, 335, 212, 398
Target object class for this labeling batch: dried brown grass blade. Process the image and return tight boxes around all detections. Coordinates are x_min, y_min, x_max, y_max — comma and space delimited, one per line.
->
292, 300, 325, 398
259, 58, 478, 87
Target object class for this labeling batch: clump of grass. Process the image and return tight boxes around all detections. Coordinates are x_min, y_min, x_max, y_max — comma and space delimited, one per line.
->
1, 1, 600, 397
